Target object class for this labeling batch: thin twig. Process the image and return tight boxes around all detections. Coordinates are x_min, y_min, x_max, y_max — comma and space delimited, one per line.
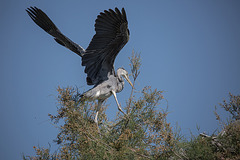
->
129, 148, 151, 159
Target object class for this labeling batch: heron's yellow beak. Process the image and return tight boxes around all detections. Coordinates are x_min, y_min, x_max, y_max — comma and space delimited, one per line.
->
125, 75, 134, 89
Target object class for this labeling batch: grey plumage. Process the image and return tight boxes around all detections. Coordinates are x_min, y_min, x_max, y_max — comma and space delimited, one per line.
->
26, 7, 133, 129
82, 68, 129, 100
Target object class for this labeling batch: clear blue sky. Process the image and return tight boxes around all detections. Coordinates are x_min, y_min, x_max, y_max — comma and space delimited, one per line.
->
1, 0, 240, 159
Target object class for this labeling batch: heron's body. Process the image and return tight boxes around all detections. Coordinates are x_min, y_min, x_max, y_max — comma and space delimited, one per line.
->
83, 72, 124, 101
26, 6, 133, 129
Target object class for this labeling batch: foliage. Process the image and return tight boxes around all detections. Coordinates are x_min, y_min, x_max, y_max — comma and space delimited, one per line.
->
174, 93, 240, 160
24, 51, 177, 159
23, 51, 240, 159
214, 93, 240, 160
184, 135, 215, 160
23, 146, 58, 160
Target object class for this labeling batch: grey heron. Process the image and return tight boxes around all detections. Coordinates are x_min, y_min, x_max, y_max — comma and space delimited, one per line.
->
26, 7, 133, 125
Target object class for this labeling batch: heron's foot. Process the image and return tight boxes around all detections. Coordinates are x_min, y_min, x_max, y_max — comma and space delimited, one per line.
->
118, 107, 126, 115
116, 101, 125, 114
118, 106, 131, 121
96, 123, 101, 135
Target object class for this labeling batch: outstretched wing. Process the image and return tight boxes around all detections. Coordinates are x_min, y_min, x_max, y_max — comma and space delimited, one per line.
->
82, 8, 129, 85
26, 7, 85, 57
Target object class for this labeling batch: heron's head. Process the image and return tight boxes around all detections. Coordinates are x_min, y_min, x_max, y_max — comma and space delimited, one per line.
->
117, 68, 134, 88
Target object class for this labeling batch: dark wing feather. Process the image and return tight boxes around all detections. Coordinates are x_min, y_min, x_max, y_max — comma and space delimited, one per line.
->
26, 7, 85, 57
82, 8, 129, 85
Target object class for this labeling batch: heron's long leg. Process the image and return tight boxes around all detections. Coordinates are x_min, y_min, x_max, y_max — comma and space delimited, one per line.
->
95, 100, 103, 124
95, 100, 103, 134
111, 90, 126, 115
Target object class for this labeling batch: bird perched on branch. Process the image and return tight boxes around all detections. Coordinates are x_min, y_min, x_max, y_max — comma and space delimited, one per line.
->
26, 6, 133, 127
